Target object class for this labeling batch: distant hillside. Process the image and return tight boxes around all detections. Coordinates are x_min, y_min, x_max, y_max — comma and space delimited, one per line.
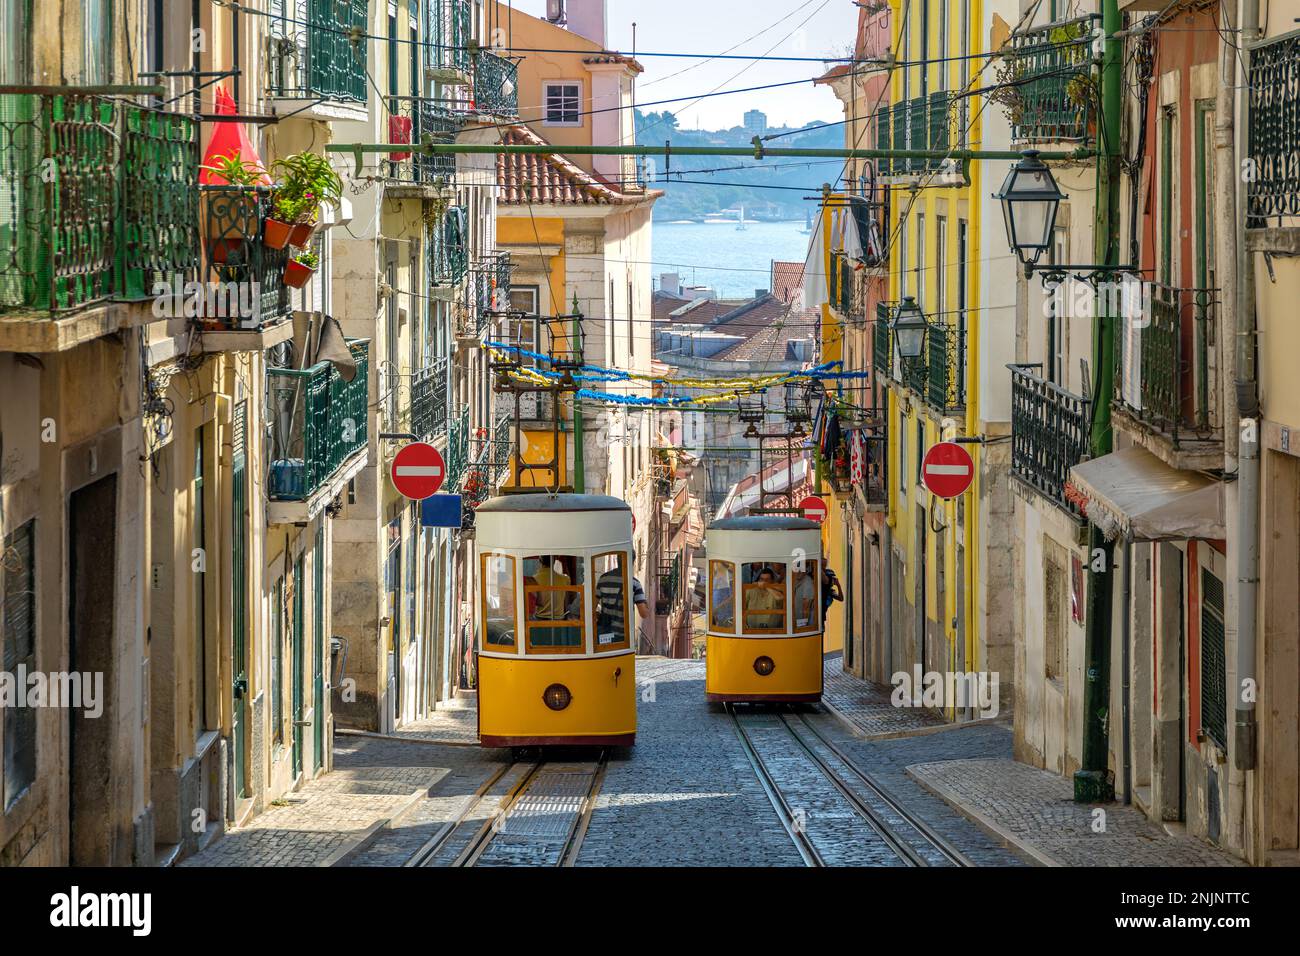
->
634, 110, 845, 221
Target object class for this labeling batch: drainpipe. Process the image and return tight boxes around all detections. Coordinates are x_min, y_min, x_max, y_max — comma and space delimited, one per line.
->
1121, 537, 1132, 805
882, 523, 894, 679
1077, 0, 1123, 803
1233, 0, 1261, 775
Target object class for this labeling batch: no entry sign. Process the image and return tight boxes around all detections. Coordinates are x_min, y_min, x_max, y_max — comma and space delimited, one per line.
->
799, 495, 828, 523
390, 442, 446, 500
922, 441, 975, 499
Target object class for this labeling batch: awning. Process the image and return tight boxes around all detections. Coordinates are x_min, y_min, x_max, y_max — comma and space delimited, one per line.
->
1067, 447, 1224, 542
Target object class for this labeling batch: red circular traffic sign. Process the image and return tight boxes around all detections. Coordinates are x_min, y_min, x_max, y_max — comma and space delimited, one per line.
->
799, 495, 828, 524
922, 441, 975, 499
390, 442, 446, 500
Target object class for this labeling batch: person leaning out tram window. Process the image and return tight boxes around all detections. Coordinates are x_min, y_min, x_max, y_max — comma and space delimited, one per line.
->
821, 566, 844, 626
792, 559, 818, 630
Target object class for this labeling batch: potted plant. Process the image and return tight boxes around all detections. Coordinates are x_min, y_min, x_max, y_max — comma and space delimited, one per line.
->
284, 248, 318, 289
199, 151, 265, 261
270, 151, 344, 249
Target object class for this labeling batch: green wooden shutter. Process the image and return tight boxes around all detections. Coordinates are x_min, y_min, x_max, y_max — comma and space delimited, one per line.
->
1200, 567, 1227, 749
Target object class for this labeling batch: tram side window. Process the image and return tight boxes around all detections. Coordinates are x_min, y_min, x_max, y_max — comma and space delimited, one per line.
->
592, 552, 631, 650
523, 555, 585, 651
709, 560, 736, 633
742, 562, 787, 634
481, 553, 516, 647
791, 558, 820, 632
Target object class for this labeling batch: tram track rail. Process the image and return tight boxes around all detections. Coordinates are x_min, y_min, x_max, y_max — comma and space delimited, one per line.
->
727, 703, 972, 867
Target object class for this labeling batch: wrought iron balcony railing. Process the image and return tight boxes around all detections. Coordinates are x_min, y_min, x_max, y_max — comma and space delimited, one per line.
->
1114, 284, 1221, 447
464, 415, 515, 507
461, 251, 511, 337
926, 321, 966, 414
472, 50, 519, 118
411, 356, 450, 440
199, 186, 291, 328
1010, 363, 1091, 516
445, 405, 471, 491
383, 97, 460, 189
430, 205, 469, 288
0, 93, 200, 315
1246, 28, 1300, 226
902, 335, 928, 396
267, 0, 368, 104
657, 552, 683, 614
872, 303, 895, 379
830, 251, 856, 317
426, 0, 474, 81
1001, 15, 1098, 144
266, 339, 370, 502
876, 93, 951, 178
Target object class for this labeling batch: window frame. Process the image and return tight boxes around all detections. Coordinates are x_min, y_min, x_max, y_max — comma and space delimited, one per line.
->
709, 559, 736, 634
480, 552, 518, 649
2, 517, 37, 811
591, 552, 632, 652
522, 554, 587, 654
543, 80, 582, 127
791, 558, 821, 634
741, 562, 789, 636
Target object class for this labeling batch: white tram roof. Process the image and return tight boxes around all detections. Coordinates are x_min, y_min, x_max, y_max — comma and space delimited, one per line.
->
708, 515, 820, 532
475, 494, 632, 553
476, 493, 630, 514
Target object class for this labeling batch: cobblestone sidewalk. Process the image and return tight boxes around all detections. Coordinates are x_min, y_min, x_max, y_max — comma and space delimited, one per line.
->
908, 758, 1242, 867
822, 656, 948, 739
180, 765, 445, 867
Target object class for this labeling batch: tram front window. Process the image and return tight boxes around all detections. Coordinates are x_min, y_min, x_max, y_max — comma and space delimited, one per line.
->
481, 553, 516, 647
791, 559, 820, 632
523, 555, 585, 651
742, 562, 787, 634
710, 560, 736, 633
593, 552, 631, 650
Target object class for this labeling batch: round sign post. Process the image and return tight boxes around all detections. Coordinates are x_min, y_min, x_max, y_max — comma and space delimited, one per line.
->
390, 442, 446, 500
921, 441, 975, 499
798, 495, 828, 524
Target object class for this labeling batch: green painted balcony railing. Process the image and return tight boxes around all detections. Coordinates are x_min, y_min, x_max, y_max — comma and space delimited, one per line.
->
877, 94, 951, 177
1246, 28, 1300, 225
267, 339, 370, 502
1003, 16, 1098, 144
1114, 283, 1221, 447
657, 552, 682, 613
411, 356, 450, 440
445, 405, 471, 491
0, 93, 200, 314
473, 50, 519, 118
926, 321, 966, 414
1010, 363, 1090, 516
200, 186, 291, 328
872, 302, 894, 378
384, 98, 461, 187
427, 0, 474, 79
431, 205, 469, 287
268, 0, 368, 103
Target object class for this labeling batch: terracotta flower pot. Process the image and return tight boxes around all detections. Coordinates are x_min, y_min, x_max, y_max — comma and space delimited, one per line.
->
210, 237, 243, 264
284, 259, 316, 289
288, 221, 315, 248
263, 217, 293, 250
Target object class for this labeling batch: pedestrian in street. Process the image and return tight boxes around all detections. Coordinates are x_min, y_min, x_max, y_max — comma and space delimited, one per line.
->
821, 566, 844, 626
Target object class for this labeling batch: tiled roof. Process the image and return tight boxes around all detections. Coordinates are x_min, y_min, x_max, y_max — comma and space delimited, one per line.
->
652, 291, 689, 323
770, 261, 805, 305
496, 125, 660, 206
711, 297, 819, 364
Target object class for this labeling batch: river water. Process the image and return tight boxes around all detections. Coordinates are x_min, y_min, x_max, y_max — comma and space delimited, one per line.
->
651, 220, 812, 299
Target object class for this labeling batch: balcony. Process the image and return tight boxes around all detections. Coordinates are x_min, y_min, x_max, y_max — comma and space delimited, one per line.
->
926, 321, 966, 414
383, 98, 461, 198
830, 251, 857, 319
465, 416, 514, 507
445, 405, 471, 493
472, 50, 519, 119
876, 93, 952, 179
656, 552, 683, 615
1000, 16, 1099, 145
0, 93, 200, 350
197, 186, 293, 341
429, 205, 469, 296
1112, 284, 1223, 469
427, 0, 474, 83
411, 357, 450, 441
266, 339, 370, 523
872, 303, 894, 379
1010, 363, 1091, 517
267, 0, 368, 114
459, 251, 511, 339
1246, 29, 1300, 231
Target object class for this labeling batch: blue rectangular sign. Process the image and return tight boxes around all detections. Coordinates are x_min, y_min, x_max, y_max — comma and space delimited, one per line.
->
421, 494, 463, 528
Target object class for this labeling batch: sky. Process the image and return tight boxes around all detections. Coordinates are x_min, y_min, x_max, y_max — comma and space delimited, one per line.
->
502, 0, 848, 130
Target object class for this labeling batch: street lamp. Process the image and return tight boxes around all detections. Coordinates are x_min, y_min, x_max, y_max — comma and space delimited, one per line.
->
994, 150, 1066, 277
890, 296, 927, 359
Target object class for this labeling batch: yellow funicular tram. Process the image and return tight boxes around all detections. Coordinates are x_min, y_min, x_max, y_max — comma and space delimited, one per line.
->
475, 493, 637, 748
704, 515, 824, 703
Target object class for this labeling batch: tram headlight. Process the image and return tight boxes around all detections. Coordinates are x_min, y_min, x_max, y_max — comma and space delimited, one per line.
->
542, 683, 573, 711
753, 656, 776, 676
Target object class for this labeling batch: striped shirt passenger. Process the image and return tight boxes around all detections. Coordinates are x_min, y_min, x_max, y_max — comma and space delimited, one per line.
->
596, 570, 647, 645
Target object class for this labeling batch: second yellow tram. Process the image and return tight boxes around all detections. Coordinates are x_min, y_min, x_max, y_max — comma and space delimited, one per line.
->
704, 515, 824, 702
474, 494, 637, 748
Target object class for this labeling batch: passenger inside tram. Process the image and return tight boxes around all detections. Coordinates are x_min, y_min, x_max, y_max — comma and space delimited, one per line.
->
742, 563, 786, 632
710, 561, 735, 630
792, 559, 818, 630
524, 555, 584, 647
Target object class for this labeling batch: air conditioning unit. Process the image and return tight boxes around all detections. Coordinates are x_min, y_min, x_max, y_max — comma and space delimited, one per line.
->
546, 0, 566, 23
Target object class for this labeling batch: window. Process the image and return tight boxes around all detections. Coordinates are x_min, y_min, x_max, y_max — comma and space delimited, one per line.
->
1, 0, 30, 83
937, 0, 947, 92
193, 427, 208, 737
957, 219, 968, 396
1044, 549, 1066, 682
742, 562, 787, 634
915, 213, 926, 302
592, 552, 632, 650
388, 1, 399, 96
544, 82, 581, 126
709, 560, 736, 633
791, 558, 820, 633
1048, 228, 1067, 384
935, 215, 947, 323
1201, 567, 1227, 748
2, 519, 36, 810
1159, 107, 1176, 286
481, 553, 517, 647
83, 0, 113, 84
522, 555, 585, 652
627, 282, 634, 358
898, 407, 907, 493
271, 575, 284, 745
